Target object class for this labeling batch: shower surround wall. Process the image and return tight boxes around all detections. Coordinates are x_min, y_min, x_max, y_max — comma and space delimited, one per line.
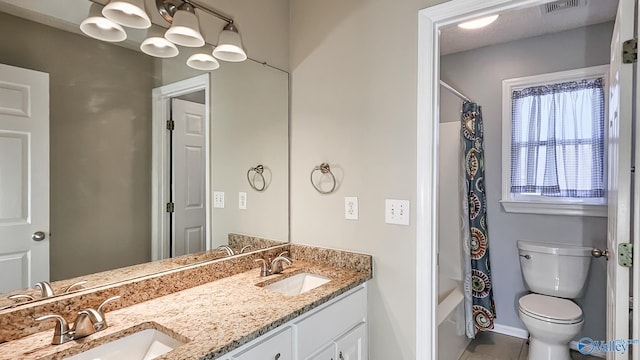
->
440, 21, 613, 341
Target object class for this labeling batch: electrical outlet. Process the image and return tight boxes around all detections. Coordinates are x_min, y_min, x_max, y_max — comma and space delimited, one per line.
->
385, 199, 410, 225
239, 192, 247, 210
213, 191, 225, 208
345, 196, 358, 220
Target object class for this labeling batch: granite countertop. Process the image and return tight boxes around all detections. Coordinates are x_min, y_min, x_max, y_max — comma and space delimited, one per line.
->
0, 256, 371, 360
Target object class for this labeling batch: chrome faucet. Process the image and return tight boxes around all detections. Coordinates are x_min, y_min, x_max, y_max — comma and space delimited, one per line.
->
7, 294, 36, 303
64, 280, 88, 294
34, 281, 55, 298
216, 245, 235, 256
254, 252, 293, 276
240, 245, 252, 253
35, 295, 120, 345
8, 280, 88, 304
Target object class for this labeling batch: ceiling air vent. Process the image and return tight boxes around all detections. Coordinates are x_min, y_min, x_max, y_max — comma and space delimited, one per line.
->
544, 0, 583, 14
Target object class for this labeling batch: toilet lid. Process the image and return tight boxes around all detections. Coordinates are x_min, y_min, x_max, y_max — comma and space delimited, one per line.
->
519, 294, 583, 323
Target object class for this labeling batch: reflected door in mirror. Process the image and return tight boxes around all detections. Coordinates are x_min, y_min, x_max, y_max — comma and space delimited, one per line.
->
172, 99, 207, 257
0, 63, 49, 292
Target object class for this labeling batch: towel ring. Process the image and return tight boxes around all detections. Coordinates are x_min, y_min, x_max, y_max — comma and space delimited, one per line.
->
310, 163, 336, 194
247, 165, 266, 191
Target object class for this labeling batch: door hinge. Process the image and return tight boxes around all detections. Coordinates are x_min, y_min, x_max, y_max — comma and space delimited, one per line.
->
166, 120, 175, 131
166, 202, 175, 213
623, 38, 637, 64
618, 243, 633, 268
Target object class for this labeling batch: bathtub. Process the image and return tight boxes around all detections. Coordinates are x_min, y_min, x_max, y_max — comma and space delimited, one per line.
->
438, 278, 470, 360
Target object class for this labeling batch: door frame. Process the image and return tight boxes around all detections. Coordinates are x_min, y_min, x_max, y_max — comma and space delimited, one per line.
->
416, 1, 566, 358
151, 74, 211, 261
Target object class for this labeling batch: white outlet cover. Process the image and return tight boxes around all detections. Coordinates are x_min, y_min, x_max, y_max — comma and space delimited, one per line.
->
345, 196, 358, 220
385, 199, 410, 225
239, 192, 247, 210
213, 191, 225, 209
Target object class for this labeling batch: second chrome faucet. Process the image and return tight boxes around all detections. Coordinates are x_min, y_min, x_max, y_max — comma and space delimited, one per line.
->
35, 295, 120, 345
255, 252, 293, 277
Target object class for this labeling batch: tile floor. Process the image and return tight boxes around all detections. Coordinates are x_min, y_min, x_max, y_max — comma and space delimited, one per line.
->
459, 331, 602, 360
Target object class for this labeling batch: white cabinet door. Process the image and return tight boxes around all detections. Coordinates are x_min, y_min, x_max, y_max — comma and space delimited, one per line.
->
231, 327, 293, 360
335, 323, 367, 360
306, 344, 336, 360
296, 287, 366, 358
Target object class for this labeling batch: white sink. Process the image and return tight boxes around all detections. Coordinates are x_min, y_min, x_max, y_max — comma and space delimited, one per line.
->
264, 273, 331, 296
65, 329, 184, 360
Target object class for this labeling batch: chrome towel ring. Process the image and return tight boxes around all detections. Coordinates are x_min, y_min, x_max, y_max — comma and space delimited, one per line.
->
247, 165, 266, 191
310, 163, 337, 194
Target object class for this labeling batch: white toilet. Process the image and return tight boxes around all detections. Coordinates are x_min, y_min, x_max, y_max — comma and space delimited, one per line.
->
517, 240, 592, 360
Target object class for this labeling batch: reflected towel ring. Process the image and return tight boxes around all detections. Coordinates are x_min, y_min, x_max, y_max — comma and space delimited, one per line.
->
247, 165, 266, 191
310, 163, 336, 194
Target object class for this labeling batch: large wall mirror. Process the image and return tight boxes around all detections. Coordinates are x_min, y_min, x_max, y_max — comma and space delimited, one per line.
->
0, 0, 289, 309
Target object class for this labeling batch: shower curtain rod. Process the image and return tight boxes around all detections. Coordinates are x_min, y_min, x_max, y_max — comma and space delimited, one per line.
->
440, 80, 471, 102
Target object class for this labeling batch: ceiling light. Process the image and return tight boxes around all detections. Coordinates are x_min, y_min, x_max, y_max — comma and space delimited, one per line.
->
140, 36, 179, 58
164, 4, 205, 48
102, 0, 151, 29
80, 4, 127, 42
187, 53, 220, 71
458, 15, 499, 30
212, 23, 247, 62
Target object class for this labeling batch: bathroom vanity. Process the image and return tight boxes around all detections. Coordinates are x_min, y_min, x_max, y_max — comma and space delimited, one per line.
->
0, 244, 371, 359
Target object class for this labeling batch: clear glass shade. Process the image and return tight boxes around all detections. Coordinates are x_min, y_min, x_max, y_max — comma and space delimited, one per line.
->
140, 37, 179, 58
187, 53, 220, 71
164, 10, 205, 47
102, 0, 151, 29
212, 26, 247, 62
80, 16, 127, 42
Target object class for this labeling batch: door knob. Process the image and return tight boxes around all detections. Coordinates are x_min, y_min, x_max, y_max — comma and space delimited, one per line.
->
591, 248, 608, 260
32, 231, 46, 242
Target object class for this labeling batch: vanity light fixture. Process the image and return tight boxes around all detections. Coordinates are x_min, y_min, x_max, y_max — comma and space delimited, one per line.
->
458, 14, 499, 29
140, 36, 179, 58
212, 23, 247, 62
187, 52, 220, 71
80, 4, 127, 42
82, 0, 248, 69
164, 3, 205, 47
102, 0, 151, 29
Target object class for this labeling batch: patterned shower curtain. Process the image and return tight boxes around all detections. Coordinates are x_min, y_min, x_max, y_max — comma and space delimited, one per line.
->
461, 101, 496, 338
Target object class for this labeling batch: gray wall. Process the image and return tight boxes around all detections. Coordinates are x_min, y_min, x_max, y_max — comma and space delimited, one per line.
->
290, 0, 448, 358
210, 61, 289, 245
440, 22, 613, 341
0, 12, 155, 280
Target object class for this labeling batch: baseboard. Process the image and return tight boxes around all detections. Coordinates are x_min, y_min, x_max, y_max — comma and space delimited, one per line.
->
569, 341, 606, 358
491, 323, 529, 339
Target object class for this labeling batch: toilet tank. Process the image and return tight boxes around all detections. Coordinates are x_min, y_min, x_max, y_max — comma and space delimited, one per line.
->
517, 240, 593, 298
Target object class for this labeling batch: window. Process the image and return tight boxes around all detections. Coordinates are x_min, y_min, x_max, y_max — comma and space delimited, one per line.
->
501, 65, 608, 217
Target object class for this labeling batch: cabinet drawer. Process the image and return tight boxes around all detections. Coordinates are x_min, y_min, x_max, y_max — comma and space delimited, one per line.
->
231, 327, 293, 360
296, 287, 366, 358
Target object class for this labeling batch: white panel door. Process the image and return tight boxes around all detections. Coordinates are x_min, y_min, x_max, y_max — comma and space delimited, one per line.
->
606, 0, 635, 358
172, 99, 206, 257
0, 63, 49, 292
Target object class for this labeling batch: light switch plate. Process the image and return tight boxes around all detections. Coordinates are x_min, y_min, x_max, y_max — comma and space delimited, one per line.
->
345, 196, 358, 220
385, 199, 410, 225
213, 191, 225, 208
239, 192, 247, 210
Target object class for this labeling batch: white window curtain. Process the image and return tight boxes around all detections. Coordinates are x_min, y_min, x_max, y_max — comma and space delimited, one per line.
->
510, 78, 605, 198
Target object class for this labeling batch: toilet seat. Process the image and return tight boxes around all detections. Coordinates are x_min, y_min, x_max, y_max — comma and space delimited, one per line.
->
519, 294, 583, 325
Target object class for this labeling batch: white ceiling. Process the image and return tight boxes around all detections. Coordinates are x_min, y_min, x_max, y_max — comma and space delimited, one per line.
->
440, 0, 618, 55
